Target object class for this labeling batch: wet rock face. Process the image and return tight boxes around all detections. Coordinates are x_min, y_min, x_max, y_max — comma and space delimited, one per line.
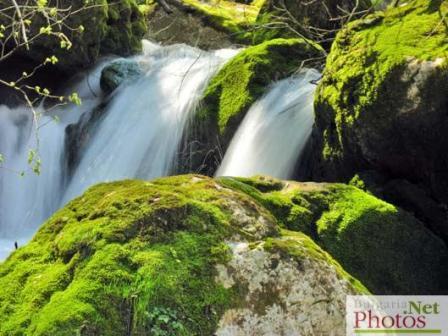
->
100, 59, 143, 95
308, 0, 448, 205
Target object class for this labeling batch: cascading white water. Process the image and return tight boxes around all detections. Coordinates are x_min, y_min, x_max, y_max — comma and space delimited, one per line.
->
0, 41, 237, 259
216, 69, 320, 179
62, 42, 238, 203
0, 63, 105, 259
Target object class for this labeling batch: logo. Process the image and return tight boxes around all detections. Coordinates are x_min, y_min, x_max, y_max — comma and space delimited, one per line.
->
346, 296, 448, 335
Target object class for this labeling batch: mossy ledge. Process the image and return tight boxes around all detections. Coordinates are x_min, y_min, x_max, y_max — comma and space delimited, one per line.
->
219, 175, 448, 295
0, 175, 364, 335
181, 38, 323, 175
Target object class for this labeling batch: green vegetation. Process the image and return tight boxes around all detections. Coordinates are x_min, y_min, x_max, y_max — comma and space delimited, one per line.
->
0, 175, 369, 335
0, 0, 147, 73
179, 0, 265, 39
314, 0, 448, 175
220, 175, 448, 294
198, 38, 322, 135
0, 175, 262, 335
185, 38, 322, 175
0, 176, 249, 335
264, 230, 369, 294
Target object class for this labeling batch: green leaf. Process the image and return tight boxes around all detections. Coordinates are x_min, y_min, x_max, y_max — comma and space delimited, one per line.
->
27, 150, 35, 165
37, 0, 48, 8
68, 92, 82, 106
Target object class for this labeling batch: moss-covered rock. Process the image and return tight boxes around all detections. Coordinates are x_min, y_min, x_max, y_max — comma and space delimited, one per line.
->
214, 230, 367, 334
100, 59, 143, 95
0, 0, 147, 73
308, 0, 448, 205
180, 38, 323, 175
177, 0, 264, 40
219, 175, 448, 294
0, 175, 364, 335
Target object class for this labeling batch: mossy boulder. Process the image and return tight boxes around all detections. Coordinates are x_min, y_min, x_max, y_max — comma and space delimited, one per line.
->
180, 38, 323, 175
0, 0, 147, 74
219, 175, 448, 294
0, 175, 365, 335
175, 0, 264, 41
255, 0, 371, 47
308, 0, 448, 206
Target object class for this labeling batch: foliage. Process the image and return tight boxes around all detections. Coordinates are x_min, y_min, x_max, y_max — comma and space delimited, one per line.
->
146, 307, 187, 336
253, 0, 373, 47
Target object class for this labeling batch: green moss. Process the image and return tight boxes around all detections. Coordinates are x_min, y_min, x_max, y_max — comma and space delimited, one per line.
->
314, 0, 448, 175
0, 0, 147, 73
219, 177, 326, 236
198, 38, 322, 135
178, 0, 269, 41
100, 0, 147, 56
5, 174, 444, 333
184, 38, 322, 175
264, 230, 369, 294
182, 0, 262, 32
222, 176, 448, 294
0, 175, 278, 335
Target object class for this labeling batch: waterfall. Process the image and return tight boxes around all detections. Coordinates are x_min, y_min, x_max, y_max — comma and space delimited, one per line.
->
62, 42, 238, 203
216, 69, 320, 179
0, 41, 237, 259
0, 64, 104, 259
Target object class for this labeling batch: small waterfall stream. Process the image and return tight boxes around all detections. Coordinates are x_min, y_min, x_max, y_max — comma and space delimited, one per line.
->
0, 41, 319, 260
62, 42, 238, 203
0, 41, 237, 259
217, 69, 320, 179
0, 64, 104, 258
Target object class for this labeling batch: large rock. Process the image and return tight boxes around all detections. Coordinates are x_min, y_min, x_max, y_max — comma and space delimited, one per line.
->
180, 38, 323, 175
219, 175, 448, 294
0, 175, 365, 335
308, 0, 448, 206
0, 0, 147, 73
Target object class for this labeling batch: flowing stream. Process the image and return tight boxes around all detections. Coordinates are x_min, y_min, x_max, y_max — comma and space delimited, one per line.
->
217, 69, 320, 179
0, 42, 319, 260
0, 41, 237, 259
